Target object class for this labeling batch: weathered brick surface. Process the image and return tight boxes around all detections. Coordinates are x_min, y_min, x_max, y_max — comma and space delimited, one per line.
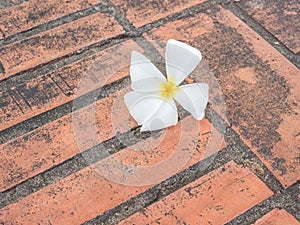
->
0, 166, 148, 225
253, 208, 300, 225
119, 161, 273, 225
0, 116, 225, 224
110, 0, 206, 28
0, 89, 127, 191
0, 12, 124, 79
239, 0, 300, 53
0, 80, 225, 192
146, 5, 300, 187
0, 0, 98, 39
0, 41, 141, 132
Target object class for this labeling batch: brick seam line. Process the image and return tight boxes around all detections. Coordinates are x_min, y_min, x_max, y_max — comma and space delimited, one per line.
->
0, 76, 130, 145
226, 181, 300, 224
0, 0, 29, 10
0, 3, 102, 48
0, 103, 191, 208
224, 2, 300, 69
0, 0, 235, 92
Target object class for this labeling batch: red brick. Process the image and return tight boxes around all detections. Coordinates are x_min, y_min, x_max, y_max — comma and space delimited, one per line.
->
0, 116, 225, 224
119, 161, 273, 225
146, 6, 300, 187
0, 0, 98, 39
0, 88, 128, 191
0, 12, 124, 79
94, 117, 226, 185
0, 166, 148, 225
0, 79, 225, 192
238, 0, 300, 53
0, 40, 142, 132
110, 0, 207, 28
253, 208, 299, 225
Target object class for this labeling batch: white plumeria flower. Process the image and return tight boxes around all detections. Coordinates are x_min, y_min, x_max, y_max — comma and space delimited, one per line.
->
124, 39, 208, 132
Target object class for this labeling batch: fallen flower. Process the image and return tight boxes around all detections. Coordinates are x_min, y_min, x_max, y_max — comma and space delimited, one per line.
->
124, 39, 208, 131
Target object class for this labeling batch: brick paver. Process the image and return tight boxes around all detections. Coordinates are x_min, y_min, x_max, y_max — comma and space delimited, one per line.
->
0, 40, 141, 132
120, 161, 273, 225
0, 0, 98, 39
111, 0, 206, 28
0, 12, 124, 79
238, 0, 300, 53
145, 5, 300, 187
253, 208, 299, 225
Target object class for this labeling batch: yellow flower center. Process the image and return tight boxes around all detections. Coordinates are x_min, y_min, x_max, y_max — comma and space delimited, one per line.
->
160, 79, 178, 99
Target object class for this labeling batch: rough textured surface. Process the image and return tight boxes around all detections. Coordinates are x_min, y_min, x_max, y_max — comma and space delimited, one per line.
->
238, 0, 300, 53
0, 12, 124, 79
146, 6, 300, 187
0, 0, 299, 224
0, 0, 98, 39
120, 161, 273, 225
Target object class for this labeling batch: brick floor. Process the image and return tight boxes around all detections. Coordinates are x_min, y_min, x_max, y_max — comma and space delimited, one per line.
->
0, 0, 299, 224
119, 161, 273, 225
0, 0, 99, 39
0, 12, 124, 79
145, 5, 300, 187
238, 0, 300, 53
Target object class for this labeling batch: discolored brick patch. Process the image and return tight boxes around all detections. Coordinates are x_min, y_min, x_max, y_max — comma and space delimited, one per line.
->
253, 208, 299, 225
110, 0, 207, 28
0, 40, 142, 132
119, 161, 273, 225
146, 5, 300, 187
0, 0, 98, 39
0, 12, 124, 79
238, 0, 300, 53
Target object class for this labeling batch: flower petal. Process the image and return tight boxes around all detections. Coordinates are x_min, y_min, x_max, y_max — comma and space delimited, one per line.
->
141, 99, 178, 132
130, 51, 167, 92
173, 83, 208, 120
166, 39, 202, 85
124, 91, 165, 125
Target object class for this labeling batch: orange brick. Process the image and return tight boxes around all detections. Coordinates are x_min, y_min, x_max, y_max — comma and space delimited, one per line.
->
0, 12, 124, 79
119, 161, 273, 225
110, 0, 207, 28
239, 0, 300, 53
0, 116, 225, 224
0, 166, 148, 225
94, 117, 225, 186
0, 40, 142, 132
0, 88, 129, 191
253, 208, 299, 225
0, 90, 224, 191
0, 0, 98, 39
146, 6, 300, 187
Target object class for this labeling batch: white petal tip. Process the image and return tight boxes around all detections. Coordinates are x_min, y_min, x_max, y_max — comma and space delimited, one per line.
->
194, 111, 205, 120
167, 39, 202, 61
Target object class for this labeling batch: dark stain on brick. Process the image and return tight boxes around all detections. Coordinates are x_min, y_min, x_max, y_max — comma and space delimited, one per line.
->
0, 61, 5, 74
271, 158, 287, 175
190, 13, 290, 175
238, 0, 300, 53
